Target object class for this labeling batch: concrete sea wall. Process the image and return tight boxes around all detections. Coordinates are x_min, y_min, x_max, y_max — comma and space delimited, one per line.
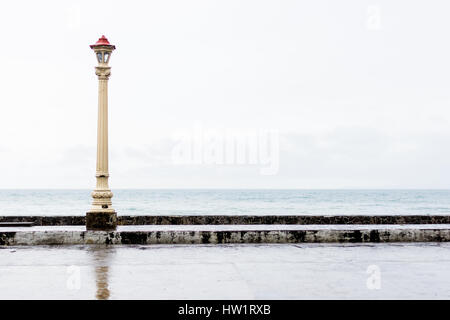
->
2, 215, 450, 225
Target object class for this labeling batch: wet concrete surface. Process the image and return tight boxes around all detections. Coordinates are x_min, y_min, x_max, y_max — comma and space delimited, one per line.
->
0, 243, 450, 299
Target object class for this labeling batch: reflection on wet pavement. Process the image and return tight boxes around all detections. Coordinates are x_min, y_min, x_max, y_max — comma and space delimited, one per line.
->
88, 247, 114, 300
95, 266, 110, 300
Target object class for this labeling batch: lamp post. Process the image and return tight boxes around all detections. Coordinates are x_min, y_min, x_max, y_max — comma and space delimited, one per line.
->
86, 35, 117, 230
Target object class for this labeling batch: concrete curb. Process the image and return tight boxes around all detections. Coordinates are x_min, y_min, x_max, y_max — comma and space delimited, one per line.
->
2, 226, 450, 245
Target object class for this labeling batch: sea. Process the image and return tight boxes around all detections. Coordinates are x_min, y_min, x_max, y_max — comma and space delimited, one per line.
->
0, 189, 450, 216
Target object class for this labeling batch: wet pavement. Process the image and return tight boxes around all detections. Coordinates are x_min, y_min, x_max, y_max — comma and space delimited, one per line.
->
0, 243, 450, 299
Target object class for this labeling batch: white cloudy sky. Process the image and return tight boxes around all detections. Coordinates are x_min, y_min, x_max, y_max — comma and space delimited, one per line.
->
1, 0, 450, 189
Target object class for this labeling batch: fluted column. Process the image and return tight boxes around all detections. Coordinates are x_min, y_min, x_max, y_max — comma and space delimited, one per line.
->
91, 66, 114, 209
86, 66, 117, 230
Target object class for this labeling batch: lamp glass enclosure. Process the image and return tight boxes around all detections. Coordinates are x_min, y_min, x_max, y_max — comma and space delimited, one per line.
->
95, 50, 112, 64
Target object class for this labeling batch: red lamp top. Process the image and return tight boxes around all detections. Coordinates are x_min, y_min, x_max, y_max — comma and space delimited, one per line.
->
90, 35, 116, 49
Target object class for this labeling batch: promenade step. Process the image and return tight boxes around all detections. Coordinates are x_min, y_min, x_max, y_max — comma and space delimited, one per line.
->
1, 224, 450, 245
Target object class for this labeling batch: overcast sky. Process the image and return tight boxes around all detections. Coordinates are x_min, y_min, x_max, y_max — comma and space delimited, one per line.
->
1, 0, 450, 189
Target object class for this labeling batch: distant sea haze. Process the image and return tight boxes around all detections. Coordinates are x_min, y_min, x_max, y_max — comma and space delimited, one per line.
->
0, 190, 450, 216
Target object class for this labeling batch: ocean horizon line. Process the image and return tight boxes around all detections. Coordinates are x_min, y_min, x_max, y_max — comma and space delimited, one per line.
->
1, 188, 450, 191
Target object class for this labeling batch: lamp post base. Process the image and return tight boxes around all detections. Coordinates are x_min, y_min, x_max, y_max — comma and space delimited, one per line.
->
86, 211, 117, 230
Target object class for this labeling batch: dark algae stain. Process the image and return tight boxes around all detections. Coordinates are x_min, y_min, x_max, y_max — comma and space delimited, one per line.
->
369, 230, 380, 242
0, 232, 15, 246
291, 231, 306, 242
216, 231, 224, 243
105, 232, 119, 245
363, 233, 370, 241
201, 232, 211, 244
120, 232, 148, 244
348, 230, 363, 243
216, 231, 232, 243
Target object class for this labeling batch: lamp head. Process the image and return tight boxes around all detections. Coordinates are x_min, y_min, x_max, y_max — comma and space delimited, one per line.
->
90, 35, 116, 65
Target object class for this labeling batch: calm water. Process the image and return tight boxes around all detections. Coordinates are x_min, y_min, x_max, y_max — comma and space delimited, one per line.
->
0, 189, 450, 216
